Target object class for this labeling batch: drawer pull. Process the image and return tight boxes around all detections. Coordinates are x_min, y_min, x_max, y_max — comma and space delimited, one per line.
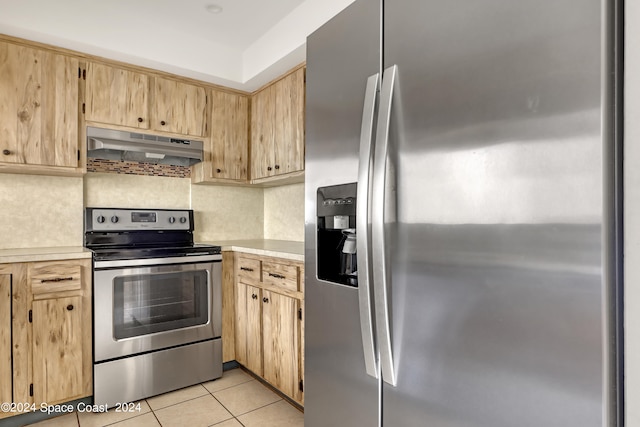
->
240, 267, 254, 272
41, 276, 74, 283
268, 273, 286, 279
66, 304, 74, 311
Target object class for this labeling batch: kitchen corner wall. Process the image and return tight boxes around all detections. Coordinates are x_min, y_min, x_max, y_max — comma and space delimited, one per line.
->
0, 172, 305, 250
263, 183, 305, 242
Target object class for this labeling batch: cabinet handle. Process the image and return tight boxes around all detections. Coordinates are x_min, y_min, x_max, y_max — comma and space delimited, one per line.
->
2, 149, 10, 155
137, 117, 144, 123
252, 294, 258, 300
41, 276, 74, 283
160, 120, 166, 126
66, 304, 74, 311
268, 273, 286, 279
267, 166, 272, 171
262, 297, 269, 303
240, 267, 254, 272
274, 165, 280, 170
216, 168, 222, 173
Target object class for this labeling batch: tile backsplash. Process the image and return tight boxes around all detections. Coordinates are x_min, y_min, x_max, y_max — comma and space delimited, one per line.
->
87, 158, 191, 178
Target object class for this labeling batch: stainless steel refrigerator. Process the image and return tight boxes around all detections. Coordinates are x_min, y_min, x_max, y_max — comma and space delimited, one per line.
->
304, 0, 623, 426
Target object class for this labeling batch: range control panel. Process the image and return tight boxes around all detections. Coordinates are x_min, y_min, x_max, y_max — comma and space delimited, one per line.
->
85, 208, 193, 232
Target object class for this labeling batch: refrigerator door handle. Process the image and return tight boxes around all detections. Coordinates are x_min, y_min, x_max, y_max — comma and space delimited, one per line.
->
372, 64, 398, 386
357, 73, 380, 379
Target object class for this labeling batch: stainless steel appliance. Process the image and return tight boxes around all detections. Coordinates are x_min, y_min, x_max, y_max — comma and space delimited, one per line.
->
305, 0, 623, 426
85, 208, 222, 407
87, 126, 204, 166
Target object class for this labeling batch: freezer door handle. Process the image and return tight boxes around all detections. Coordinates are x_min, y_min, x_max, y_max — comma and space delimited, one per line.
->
357, 72, 380, 379
372, 64, 398, 386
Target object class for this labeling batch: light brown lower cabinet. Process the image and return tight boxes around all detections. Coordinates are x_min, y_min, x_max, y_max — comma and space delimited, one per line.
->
235, 282, 263, 375
262, 290, 301, 401
231, 252, 304, 405
0, 259, 92, 420
0, 268, 13, 407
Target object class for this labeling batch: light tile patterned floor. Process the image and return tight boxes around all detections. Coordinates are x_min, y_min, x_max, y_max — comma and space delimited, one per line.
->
26, 368, 304, 427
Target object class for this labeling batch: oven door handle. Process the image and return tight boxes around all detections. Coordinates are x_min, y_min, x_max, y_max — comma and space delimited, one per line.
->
93, 254, 222, 269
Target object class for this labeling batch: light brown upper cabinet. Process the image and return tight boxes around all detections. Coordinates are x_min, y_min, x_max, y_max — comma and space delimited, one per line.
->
251, 67, 305, 182
0, 41, 81, 174
85, 62, 149, 130
153, 76, 207, 137
192, 90, 249, 183
85, 62, 207, 138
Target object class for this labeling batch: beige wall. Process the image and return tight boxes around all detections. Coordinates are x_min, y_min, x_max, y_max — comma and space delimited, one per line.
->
626, 1, 638, 424
192, 184, 264, 242
84, 173, 191, 209
263, 183, 305, 242
0, 173, 304, 250
0, 174, 84, 249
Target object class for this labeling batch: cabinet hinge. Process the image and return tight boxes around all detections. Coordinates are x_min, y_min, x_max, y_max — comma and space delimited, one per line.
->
299, 380, 303, 392
29, 383, 33, 397
28, 309, 32, 323
298, 308, 302, 321
82, 103, 86, 114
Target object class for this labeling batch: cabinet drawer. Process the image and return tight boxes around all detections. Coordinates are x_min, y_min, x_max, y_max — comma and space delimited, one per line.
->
237, 257, 261, 283
262, 262, 298, 292
30, 262, 82, 295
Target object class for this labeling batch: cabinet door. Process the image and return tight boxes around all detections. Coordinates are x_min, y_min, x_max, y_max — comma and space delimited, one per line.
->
250, 85, 275, 179
32, 296, 84, 405
85, 62, 149, 129
273, 68, 305, 175
236, 282, 263, 375
0, 270, 11, 405
262, 290, 300, 400
211, 90, 248, 180
0, 43, 79, 167
153, 77, 207, 136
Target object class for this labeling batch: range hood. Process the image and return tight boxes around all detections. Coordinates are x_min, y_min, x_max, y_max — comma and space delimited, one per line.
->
87, 127, 203, 167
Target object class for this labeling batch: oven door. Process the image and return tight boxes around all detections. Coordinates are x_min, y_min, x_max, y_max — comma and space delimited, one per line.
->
93, 259, 221, 362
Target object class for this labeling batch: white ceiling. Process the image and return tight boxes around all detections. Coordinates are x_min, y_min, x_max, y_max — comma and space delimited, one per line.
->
0, 0, 354, 91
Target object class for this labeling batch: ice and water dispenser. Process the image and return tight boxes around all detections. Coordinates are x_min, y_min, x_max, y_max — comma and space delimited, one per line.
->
317, 183, 358, 287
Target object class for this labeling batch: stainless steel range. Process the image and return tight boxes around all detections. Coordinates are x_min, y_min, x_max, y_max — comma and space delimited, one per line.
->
84, 207, 222, 407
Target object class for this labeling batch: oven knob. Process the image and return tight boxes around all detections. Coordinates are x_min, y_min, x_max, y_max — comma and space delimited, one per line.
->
169, 216, 176, 224
179, 217, 187, 224
110, 215, 119, 224
96, 215, 105, 224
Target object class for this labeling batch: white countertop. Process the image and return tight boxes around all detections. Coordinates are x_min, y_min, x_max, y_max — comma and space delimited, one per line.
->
0, 246, 93, 264
204, 239, 304, 262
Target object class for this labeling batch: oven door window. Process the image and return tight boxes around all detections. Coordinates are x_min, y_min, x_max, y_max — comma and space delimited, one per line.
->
113, 270, 209, 339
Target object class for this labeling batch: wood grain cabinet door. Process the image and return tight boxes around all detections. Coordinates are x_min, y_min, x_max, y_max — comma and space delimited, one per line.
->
236, 282, 263, 375
85, 62, 149, 129
153, 77, 207, 137
250, 85, 275, 179
32, 295, 85, 405
0, 42, 79, 167
0, 271, 11, 406
210, 90, 248, 180
273, 68, 305, 175
262, 290, 300, 401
